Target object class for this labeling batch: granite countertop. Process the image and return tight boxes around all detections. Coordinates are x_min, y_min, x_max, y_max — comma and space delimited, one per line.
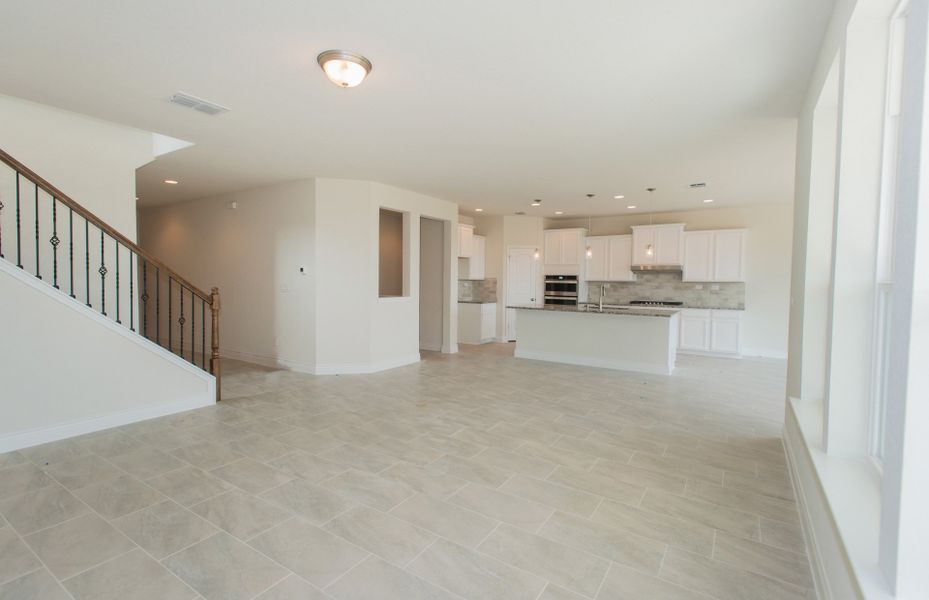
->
507, 304, 678, 318
458, 300, 497, 304
595, 303, 745, 311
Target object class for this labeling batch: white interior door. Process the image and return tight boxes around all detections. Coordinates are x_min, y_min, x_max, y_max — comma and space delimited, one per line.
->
506, 248, 537, 341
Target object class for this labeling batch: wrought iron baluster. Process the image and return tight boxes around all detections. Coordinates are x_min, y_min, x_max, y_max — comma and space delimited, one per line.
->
190, 288, 195, 364
69, 207, 74, 297
84, 220, 90, 307
34, 184, 40, 279
115, 238, 120, 324
0, 190, 4, 258
50, 197, 60, 288
179, 283, 184, 358
202, 298, 206, 370
15, 172, 22, 268
99, 229, 107, 315
142, 260, 148, 337
129, 250, 134, 332
156, 267, 160, 344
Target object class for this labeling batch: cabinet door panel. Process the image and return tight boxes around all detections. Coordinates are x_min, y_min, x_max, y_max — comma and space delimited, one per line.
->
713, 231, 745, 282
586, 237, 608, 280
710, 316, 741, 354
632, 228, 657, 265
683, 232, 714, 282
561, 230, 581, 265
679, 315, 711, 350
458, 224, 474, 258
656, 225, 683, 265
544, 231, 563, 264
607, 235, 635, 281
471, 235, 486, 280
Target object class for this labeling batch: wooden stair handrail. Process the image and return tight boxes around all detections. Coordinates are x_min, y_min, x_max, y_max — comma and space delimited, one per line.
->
0, 147, 211, 302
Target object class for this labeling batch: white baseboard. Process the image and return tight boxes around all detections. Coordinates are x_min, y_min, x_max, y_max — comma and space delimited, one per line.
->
678, 348, 743, 359
743, 348, 789, 360
514, 349, 672, 375
419, 342, 443, 352
0, 395, 214, 453
221, 348, 315, 374
315, 353, 421, 375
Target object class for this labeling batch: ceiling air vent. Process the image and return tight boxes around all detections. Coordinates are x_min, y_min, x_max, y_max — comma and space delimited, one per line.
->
168, 92, 229, 116
689, 182, 707, 188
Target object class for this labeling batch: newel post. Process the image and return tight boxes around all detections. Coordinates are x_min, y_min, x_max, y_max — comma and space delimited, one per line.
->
210, 286, 221, 402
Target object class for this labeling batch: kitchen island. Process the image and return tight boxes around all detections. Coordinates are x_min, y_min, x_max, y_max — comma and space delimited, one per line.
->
508, 304, 679, 375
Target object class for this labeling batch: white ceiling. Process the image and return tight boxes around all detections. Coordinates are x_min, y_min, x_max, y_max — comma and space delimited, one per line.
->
0, 0, 834, 215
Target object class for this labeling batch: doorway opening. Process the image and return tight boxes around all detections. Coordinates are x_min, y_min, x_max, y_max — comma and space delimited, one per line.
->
420, 217, 446, 352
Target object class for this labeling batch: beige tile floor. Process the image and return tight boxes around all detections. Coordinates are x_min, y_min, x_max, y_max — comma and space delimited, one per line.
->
0, 343, 814, 600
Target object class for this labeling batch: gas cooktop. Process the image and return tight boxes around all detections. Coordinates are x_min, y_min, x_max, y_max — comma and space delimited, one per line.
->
627, 300, 684, 307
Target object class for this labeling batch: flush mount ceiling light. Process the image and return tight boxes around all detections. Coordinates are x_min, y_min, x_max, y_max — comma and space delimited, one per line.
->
317, 50, 372, 88
475, 208, 483, 212
626, 205, 637, 209
554, 211, 564, 215
531, 199, 542, 207
703, 198, 715, 203
163, 179, 179, 185
614, 195, 625, 199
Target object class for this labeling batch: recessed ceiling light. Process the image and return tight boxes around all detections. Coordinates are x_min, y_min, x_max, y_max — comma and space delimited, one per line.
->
474, 208, 483, 212
614, 195, 625, 199
163, 179, 179, 185
317, 50, 372, 88
627, 205, 637, 209
703, 199, 715, 203
554, 211, 564, 215
531, 199, 542, 207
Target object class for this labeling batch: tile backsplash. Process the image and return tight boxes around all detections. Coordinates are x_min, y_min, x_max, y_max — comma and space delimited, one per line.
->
459, 277, 498, 303
587, 272, 745, 309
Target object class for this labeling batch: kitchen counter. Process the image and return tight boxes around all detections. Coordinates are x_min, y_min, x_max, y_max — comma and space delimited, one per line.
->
508, 304, 677, 318
508, 305, 679, 375
459, 300, 497, 304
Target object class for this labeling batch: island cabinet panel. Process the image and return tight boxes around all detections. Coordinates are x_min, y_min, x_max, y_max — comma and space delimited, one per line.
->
678, 308, 743, 356
458, 224, 475, 258
631, 224, 684, 266
682, 229, 746, 282
586, 235, 636, 282
679, 309, 712, 351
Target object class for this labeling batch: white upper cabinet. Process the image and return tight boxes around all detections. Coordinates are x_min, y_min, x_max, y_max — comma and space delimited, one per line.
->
712, 230, 746, 282
586, 237, 609, 281
458, 224, 474, 258
682, 231, 714, 281
586, 235, 636, 282
543, 228, 587, 275
682, 229, 746, 282
631, 224, 684, 266
460, 234, 486, 280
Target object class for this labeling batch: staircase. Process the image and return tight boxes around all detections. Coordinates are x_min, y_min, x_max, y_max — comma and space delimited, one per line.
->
0, 147, 222, 401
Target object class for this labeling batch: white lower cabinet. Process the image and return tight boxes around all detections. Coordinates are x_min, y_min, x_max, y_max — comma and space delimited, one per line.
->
678, 309, 742, 357
459, 302, 497, 344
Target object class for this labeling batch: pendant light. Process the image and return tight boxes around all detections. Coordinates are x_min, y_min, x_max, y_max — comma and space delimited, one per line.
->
584, 194, 595, 259
586, 215, 593, 258
645, 188, 656, 257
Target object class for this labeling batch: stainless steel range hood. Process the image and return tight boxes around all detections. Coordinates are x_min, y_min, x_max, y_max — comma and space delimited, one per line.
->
630, 264, 683, 272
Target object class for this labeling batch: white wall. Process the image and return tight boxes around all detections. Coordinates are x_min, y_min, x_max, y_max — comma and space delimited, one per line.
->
0, 94, 154, 240
420, 218, 445, 351
0, 259, 213, 452
139, 180, 317, 371
473, 214, 505, 337
550, 203, 793, 358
